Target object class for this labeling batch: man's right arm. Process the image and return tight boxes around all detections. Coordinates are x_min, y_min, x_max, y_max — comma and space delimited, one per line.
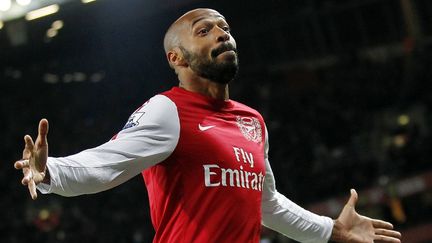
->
37, 94, 180, 197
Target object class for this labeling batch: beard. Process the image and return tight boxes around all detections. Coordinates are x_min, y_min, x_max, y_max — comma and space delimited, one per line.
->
180, 44, 239, 84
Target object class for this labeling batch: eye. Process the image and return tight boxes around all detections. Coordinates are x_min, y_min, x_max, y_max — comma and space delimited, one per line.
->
197, 28, 209, 36
222, 26, 231, 33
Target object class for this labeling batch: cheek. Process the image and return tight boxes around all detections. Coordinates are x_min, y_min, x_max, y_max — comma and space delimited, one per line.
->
230, 36, 237, 47
184, 38, 214, 60
190, 40, 213, 54
197, 46, 212, 58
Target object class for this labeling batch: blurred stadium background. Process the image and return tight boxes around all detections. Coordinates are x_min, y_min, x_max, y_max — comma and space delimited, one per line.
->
1, 0, 431, 242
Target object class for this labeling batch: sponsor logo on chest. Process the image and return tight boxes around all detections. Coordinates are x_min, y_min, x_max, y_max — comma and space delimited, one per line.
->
203, 146, 265, 191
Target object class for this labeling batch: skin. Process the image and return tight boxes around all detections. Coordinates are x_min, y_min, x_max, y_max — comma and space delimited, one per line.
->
14, 8, 402, 243
164, 8, 238, 100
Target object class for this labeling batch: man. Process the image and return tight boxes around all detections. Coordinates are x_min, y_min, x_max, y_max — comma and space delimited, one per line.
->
15, 8, 402, 243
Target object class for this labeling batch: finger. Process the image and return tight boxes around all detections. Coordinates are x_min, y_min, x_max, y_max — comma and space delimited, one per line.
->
372, 219, 394, 230
28, 179, 38, 200
36, 119, 49, 147
374, 234, 401, 243
346, 188, 358, 208
21, 167, 32, 185
14, 159, 29, 169
375, 228, 402, 239
22, 135, 34, 159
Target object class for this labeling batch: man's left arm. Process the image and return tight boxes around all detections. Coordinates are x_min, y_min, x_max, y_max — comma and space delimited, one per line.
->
261, 128, 402, 243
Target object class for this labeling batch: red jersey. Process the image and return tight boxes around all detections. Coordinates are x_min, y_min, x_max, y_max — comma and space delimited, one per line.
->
143, 87, 266, 242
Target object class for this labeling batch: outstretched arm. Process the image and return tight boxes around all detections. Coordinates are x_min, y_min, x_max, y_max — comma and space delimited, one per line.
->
261, 127, 401, 243
14, 94, 180, 198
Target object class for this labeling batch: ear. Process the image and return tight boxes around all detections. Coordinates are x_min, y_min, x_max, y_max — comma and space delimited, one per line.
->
167, 47, 187, 68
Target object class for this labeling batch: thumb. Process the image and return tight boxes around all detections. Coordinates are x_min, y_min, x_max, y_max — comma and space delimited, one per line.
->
37, 118, 49, 147
346, 188, 358, 208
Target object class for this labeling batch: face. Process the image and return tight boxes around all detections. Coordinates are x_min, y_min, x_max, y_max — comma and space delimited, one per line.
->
176, 9, 239, 84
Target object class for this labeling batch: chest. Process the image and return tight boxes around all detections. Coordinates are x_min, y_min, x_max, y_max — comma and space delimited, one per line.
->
174, 105, 265, 179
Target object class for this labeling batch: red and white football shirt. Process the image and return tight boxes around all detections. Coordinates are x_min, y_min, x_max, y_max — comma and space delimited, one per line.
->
38, 87, 333, 243
144, 87, 266, 242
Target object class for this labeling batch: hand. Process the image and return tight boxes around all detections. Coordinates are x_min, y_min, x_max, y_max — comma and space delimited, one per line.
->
331, 189, 402, 243
14, 119, 49, 200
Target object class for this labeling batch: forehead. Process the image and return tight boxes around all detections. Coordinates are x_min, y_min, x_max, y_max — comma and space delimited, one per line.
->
177, 9, 226, 28
190, 12, 226, 26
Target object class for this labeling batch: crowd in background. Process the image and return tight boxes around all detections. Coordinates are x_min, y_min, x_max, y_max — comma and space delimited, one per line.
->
1, 0, 432, 242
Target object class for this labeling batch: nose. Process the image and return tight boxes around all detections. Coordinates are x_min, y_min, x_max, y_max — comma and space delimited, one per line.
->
216, 27, 230, 42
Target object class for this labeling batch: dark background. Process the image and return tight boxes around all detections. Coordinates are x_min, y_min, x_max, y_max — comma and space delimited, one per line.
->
1, 0, 431, 242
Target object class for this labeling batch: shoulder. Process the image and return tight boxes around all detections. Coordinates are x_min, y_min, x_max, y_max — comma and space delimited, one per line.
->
121, 94, 178, 131
231, 100, 265, 121
146, 94, 177, 112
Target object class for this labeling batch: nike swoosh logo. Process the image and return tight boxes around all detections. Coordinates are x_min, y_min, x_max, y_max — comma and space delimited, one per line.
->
199, 124, 216, 131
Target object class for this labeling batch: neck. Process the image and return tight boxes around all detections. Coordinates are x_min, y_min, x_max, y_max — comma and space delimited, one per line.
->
178, 72, 229, 100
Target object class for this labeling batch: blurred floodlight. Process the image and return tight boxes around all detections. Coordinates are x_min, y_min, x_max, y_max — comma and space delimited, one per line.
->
0, 21, 3, 30
398, 114, 410, 126
38, 209, 50, 220
393, 135, 407, 148
16, 0, 32, 6
81, 0, 96, 3
46, 28, 58, 38
73, 72, 86, 82
25, 4, 59, 21
0, 0, 12, 12
52, 20, 63, 29
43, 73, 59, 84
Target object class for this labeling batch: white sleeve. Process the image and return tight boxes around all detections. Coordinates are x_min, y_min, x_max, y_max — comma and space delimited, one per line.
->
261, 127, 334, 243
37, 94, 180, 197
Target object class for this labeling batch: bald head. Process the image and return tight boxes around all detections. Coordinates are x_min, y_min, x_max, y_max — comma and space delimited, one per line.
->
163, 8, 238, 83
163, 8, 224, 54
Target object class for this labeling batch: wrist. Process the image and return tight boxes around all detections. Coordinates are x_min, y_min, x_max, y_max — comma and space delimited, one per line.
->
41, 168, 51, 184
330, 219, 348, 242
